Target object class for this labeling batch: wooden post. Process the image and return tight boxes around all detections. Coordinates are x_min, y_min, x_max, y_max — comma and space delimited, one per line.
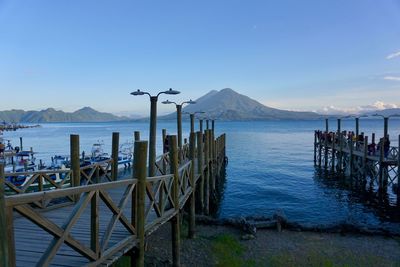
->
0, 164, 9, 267
384, 117, 388, 140
398, 135, 400, 197
332, 133, 336, 169
325, 118, 328, 132
162, 129, 166, 153
206, 120, 209, 130
0, 164, 16, 267
168, 136, 181, 267
355, 118, 359, 138
196, 131, 204, 212
324, 131, 328, 168
211, 130, 216, 190
363, 136, 368, 178
337, 119, 341, 135
318, 132, 322, 166
338, 131, 343, 171
70, 135, 80, 201
314, 131, 317, 164
204, 130, 210, 215
190, 114, 195, 133
91, 191, 99, 259
349, 138, 354, 177
199, 119, 203, 133
134, 141, 147, 267
111, 132, 120, 181
134, 131, 141, 141
188, 132, 196, 238
379, 138, 384, 188
372, 133, 375, 148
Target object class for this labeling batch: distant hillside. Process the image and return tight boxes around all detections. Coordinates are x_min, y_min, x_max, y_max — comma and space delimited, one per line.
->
363, 108, 400, 117
161, 88, 321, 120
0, 107, 127, 123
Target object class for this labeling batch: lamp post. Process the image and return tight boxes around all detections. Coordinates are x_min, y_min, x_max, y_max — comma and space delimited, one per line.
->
130, 88, 180, 176
162, 99, 196, 155
372, 114, 400, 140
183, 111, 205, 133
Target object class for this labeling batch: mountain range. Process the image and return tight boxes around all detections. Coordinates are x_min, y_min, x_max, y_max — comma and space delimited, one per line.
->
161, 88, 322, 120
1, 88, 399, 122
0, 107, 126, 123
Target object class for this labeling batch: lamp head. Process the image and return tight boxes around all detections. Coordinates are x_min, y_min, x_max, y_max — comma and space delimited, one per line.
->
182, 99, 196, 105
164, 88, 180, 95
130, 89, 145, 96
162, 100, 174, 105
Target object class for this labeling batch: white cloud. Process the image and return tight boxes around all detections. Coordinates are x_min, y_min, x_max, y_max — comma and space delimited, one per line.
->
317, 101, 398, 115
361, 101, 398, 110
384, 76, 400, 81
386, 51, 400, 59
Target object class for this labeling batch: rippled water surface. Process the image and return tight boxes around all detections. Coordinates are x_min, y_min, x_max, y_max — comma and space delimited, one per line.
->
3, 119, 400, 232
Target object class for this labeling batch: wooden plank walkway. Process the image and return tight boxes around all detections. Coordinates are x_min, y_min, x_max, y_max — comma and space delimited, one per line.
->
1, 131, 227, 267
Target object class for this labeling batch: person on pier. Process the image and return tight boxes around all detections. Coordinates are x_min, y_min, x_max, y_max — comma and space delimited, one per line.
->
384, 136, 390, 158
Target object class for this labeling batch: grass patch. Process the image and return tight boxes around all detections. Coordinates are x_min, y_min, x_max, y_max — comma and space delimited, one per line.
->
212, 234, 257, 267
179, 214, 189, 239
113, 255, 131, 267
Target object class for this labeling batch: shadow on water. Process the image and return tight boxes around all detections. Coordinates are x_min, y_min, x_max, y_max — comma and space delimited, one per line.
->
209, 164, 228, 218
313, 167, 400, 224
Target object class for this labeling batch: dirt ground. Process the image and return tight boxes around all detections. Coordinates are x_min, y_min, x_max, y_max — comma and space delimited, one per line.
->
143, 223, 400, 267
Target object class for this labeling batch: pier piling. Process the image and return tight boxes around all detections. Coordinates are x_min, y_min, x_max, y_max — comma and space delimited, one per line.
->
111, 132, 119, 181
134, 131, 141, 141
134, 141, 147, 267
70, 134, 80, 202
169, 135, 181, 267
204, 130, 210, 215
0, 164, 10, 267
197, 131, 204, 212
188, 132, 196, 238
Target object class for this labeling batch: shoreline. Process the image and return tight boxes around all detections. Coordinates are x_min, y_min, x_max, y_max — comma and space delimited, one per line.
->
113, 215, 400, 266
140, 221, 400, 267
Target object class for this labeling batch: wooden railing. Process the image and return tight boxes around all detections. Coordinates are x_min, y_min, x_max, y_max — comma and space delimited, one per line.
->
0, 131, 227, 267
4, 178, 138, 266
155, 152, 170, 175
144, 174, 176, 234
4, 169, 73, 209
80, 159, 113, 185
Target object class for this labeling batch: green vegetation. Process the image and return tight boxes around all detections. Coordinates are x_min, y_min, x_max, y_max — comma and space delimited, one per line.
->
210, 233, 400, 267
113, 255, 131, 267
211, 234, 257, 267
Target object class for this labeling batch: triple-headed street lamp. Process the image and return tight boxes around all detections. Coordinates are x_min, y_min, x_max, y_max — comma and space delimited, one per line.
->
162, 99, 196, 153
130, 88, 180, 176
183, 111, 205, 133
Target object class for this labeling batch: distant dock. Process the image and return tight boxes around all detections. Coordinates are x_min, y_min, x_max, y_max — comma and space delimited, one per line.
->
314, 118, 399, 206
0, 124, 41, 132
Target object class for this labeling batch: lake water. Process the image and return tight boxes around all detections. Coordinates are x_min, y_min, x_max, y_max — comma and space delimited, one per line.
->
2, 119, 400, 233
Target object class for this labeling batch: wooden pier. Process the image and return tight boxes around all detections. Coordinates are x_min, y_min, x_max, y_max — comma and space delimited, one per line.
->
0, 129, 227, 267
314, 120, 399, 206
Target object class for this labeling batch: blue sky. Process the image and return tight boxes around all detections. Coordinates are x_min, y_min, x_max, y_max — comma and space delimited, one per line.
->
1, 0, 400, 116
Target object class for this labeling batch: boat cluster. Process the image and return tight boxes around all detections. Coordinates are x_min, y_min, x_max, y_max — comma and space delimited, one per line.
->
0, 135, 134, 187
